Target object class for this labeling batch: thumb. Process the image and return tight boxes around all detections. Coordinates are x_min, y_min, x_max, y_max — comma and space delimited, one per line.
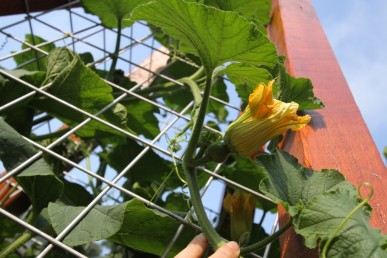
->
209, 241, 240, 258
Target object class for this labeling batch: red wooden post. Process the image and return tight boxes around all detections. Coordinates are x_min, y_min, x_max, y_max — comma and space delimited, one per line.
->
268, 0, 387, 257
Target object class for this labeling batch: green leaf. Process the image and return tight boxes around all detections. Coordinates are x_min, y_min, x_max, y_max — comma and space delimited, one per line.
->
278, 63, 324, 110
109, 199, 196, 257
0, 69, 46, 135
81, 0, 151, 29
216, 63, 273, 108
0, 69, 45, 110
125, 100, 160, 139
296, 188, 387, 258
48, 202, 126, 246
383, 146, 387, 160
48, 199, 196, 257
60, 179, 94, 206
131, 0, 277, 73
258, 150, 347, 215
99, 138, 170, 184
32, 47, 129, 137
13, 34, 55, 71
204, 0, 272, 26
0, 119, 63, 216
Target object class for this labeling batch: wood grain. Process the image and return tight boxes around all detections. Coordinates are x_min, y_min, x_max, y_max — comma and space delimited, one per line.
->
268, 0, 387, 257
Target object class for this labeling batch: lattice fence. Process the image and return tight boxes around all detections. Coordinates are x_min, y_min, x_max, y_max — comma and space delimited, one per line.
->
0, 1, 278, 257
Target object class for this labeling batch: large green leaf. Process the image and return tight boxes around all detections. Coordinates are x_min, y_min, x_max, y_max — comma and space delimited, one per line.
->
258, 151, 347, 215
81, 0, 151, 29
48, 199, 195, 257
32, 47, 129, 137
0, 120, 63, 216
48, 202, 126, 246
131, 0, 277, 73
204, 0, 272, 26
109, 199, 196, 257
296, 188, 387, 258
216, 63, 273, 108
13, 34, 55, 71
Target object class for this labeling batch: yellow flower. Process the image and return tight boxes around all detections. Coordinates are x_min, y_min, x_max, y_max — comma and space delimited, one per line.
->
224, 80, 311, 157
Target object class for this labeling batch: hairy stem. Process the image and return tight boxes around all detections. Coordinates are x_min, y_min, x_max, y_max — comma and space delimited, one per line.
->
182, 74, 226, 249
107, 20, 122, 81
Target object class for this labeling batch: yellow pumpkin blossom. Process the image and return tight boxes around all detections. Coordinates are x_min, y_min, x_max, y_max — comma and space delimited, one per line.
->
224, 80, 311, 157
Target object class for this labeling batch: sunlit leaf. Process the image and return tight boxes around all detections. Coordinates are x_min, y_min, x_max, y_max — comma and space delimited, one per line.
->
81, 0, 151, 29
216, 63, 273, 108
32, 47, 130, 137
296, 188, 387, 258
0, 119, 63, 216
131, 0, 277, 73
48, 202, 126, 246
258, 150, 347, 215
13, 34, 55, 71
204, 0, 272, 26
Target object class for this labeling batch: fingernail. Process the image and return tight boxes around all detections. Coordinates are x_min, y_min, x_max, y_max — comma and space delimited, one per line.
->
226, 241, 240, 253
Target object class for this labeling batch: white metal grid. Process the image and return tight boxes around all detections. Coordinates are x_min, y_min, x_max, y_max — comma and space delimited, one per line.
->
0, 1, 278, 257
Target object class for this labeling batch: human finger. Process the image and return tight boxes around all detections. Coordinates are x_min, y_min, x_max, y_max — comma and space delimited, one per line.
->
209, 241, 240, 258
175, 233, 208, 258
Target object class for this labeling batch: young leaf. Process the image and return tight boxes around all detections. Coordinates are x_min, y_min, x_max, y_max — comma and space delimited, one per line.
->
32, 47, 130, 137
131, 0, 277, 73
81, 0, 151, 29
48, 202, 127, 246
278, 63, 324, 110
296, 188, 387, 258
0, 120, 63, 216
13, 34, 55, 71
258, 150, 347, 215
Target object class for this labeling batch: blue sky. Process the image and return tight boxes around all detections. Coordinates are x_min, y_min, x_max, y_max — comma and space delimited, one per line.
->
312, 0, 387, 162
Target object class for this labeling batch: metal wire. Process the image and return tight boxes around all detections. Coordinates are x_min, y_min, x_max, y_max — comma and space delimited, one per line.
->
0, 1, 279, 257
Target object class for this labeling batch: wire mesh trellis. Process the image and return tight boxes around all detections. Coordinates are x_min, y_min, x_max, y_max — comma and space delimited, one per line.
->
0, 1, 279, 257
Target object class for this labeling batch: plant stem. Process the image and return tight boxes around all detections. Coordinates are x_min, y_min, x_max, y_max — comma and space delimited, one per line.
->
0, 231, 34, 258
182, 75, 226, 249
240, 220, 292, 255
107, 20, 122, 81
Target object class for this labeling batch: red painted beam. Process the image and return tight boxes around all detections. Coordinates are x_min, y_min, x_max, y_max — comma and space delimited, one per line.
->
268, 0, 387, 257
